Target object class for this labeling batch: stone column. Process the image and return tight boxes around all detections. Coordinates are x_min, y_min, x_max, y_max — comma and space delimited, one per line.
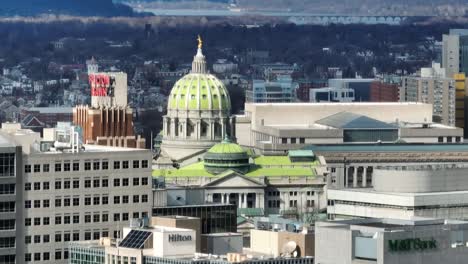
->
226, 193, 230, 204
206, 193, 213, 203
353, 167, 358, 188
301, 191, 307, 213
344, 166, 348, 188
279, 192, 284, 211
221, 120, 226, 139
255, 193, 260, 208
221, 193, 225, 204
238, 193, 242, 208
259, 193, 264, 209
362, 167, 368, 188
243, 193, 248, 208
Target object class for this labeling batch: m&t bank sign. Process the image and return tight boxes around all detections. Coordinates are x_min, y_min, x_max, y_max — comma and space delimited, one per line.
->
388, 238, 437, 252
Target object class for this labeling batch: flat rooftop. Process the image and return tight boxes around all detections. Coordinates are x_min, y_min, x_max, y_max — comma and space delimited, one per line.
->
305, 143, 468, 152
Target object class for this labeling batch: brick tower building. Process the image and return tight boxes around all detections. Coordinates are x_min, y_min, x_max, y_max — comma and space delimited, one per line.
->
73, 72, 145, 148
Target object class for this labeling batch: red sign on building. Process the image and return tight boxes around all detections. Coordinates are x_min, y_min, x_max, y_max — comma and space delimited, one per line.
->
89, 74, 110, 97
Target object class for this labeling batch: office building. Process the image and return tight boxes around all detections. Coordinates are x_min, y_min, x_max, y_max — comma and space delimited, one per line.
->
73, 72, 145, 148
307, 143, 468, 190
0, 134, 23, 264
309, 87, 355, 102
326, 163, 468, 220
235, 103, 463, 154
246, 76, 297, 103
369, 75, 400, 102
328, 78, 374, 101
0, 123, 153, 263
442, 29, 468, 78
69, 218, 313, 264
316, 218, 468, 264
454, 73, 468, 136
400, 63, 456, 126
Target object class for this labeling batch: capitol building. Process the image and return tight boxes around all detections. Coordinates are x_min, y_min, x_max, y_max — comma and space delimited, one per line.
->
160, 37, 236, 162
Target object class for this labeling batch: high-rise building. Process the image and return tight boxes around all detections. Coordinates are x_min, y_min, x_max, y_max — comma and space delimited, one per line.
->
246, 75, 297, 103
0, 134, 23, 264
442, 29, 468, 78
73, 72, 145, 148
369, 75, 400, 102
0, 123, 153, 264
400, 63, 455, 126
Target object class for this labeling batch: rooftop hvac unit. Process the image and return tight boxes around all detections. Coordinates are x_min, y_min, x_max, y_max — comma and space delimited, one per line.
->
281, 241, 300, 258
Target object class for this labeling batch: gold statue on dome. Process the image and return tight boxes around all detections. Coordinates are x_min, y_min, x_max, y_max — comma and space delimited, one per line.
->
197, 35, 203, 49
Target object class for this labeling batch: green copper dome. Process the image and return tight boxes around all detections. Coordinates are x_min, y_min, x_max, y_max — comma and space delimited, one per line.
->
204, 138, 250, 174
167, 73, 231, 112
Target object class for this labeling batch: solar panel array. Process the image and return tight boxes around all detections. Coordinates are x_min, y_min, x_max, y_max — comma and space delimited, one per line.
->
118, 230, 152, 249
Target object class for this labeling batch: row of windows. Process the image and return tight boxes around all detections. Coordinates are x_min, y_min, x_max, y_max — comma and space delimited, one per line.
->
24, 159, 149, 173
25, 250, 68, 262
25, 211, 148, 226
25, 177, 149, 191
281, 137, 306, 144
0, 237, 15, 248
0, 183, 15, 194
25, 194, 149, 209
266, 191, 315, 197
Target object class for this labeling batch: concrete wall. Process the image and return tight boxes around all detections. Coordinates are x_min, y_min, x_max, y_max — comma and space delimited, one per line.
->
250, 229, 315, 258
201, 233, 243, 255
151, 216, 201, 252
244, 103, 432, 131
373, 167, 468, 193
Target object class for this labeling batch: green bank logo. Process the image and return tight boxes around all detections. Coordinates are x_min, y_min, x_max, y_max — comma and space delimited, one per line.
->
388, 238, 437, 252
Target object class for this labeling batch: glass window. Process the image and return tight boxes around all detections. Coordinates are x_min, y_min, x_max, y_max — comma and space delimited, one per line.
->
142, 178, 148, 185
64, 162, 70, 172
55, 233, 61, 242
64, 180, 70, 189
93, 161, 100, 170
102, 161, 108, 170
113, 161, 120, 169
43, 164, 49, 172
43, 181, 49, 190
142, 160, 148, 168
55, 181, 61, 190
33, 164, 40, 173
54, 163, 61, 172
84, 161, 91, 171
133, 178, 139, 186
73, 180, 79, 189
114, 196, 120, 204
123, 161, 129, 169
133, 160, 139, 168
24, 165, 31, 173
93, 179, 100, 188
24, 183, 31, 191
0, 153, 15, 177
102, 179, 108, 187
123, 178, 129, 186
114, 179, 120, 187
73, 161, 79, 171
102, 196, 109, 205
55, 216, 61, 225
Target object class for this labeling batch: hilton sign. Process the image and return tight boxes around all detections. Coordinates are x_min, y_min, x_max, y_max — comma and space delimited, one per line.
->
388, 238, 437, 252
168, 234, 192, 243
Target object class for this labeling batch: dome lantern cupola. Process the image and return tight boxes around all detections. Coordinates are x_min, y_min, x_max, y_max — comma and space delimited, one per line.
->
192, 35, 207, 74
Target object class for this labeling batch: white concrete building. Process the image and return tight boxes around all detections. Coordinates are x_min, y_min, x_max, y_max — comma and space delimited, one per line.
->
0, 123, 153, 263
327, 164, 468, 221
235, 103, 463, 154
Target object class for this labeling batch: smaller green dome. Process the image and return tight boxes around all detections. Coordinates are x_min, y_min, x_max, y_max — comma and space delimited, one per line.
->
207, 138, 246, 154
204, 138, 250, 174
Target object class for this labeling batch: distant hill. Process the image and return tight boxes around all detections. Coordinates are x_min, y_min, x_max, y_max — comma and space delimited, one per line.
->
0, 0, 137, 16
